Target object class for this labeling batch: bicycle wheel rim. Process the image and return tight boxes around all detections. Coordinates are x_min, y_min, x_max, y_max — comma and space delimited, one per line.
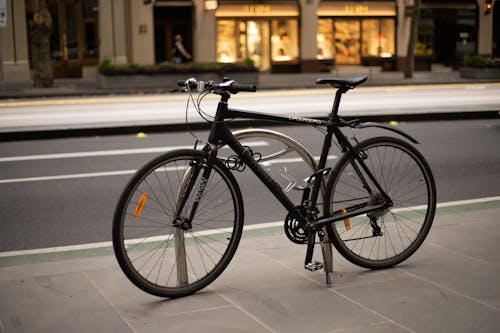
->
113, 150, 243, 297
325, 137, 436, 269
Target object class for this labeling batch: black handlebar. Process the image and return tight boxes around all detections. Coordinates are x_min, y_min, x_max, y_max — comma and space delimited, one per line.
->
228, 82, 257, 93
176, 78, 257, 94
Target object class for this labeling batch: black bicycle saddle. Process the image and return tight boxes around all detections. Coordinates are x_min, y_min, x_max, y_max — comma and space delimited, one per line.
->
316, 75, 368, 90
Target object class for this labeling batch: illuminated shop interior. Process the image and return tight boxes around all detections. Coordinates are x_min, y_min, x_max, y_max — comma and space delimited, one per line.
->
317, 1, 396, 66
216, 3, 299, 71
317, 18, 395, 65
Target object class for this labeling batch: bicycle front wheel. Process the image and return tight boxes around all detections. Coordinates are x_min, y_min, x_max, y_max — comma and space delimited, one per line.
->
113, 149, 244, 298
324, 136, 436, 269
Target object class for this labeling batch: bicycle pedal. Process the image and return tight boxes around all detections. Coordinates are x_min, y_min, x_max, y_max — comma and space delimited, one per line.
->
304, 261, 323, 272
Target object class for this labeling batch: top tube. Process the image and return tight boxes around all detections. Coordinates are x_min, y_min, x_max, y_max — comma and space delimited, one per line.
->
225, 108, 329, 126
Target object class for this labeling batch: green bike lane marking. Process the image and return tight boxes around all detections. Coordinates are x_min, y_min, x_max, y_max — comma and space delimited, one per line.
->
1, 196, 499, 267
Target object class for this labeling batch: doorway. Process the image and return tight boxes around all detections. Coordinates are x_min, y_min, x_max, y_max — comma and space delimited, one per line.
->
154, 6, 192, 63
38, 0, 98, 78
334, 20, 361, 65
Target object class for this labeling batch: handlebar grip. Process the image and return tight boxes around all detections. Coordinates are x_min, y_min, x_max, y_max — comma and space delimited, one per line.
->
230, 82, 257, 93
177, 78, 198, 89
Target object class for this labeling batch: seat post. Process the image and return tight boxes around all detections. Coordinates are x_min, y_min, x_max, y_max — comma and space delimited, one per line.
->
330, 88, 346, 118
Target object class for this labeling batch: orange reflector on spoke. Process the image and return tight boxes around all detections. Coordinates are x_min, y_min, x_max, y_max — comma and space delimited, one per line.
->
134, 193, 148, 218
341, 208, 350, 231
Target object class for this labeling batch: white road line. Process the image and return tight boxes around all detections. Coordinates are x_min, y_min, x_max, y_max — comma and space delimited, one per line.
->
1, 196, 499, 259
0, 155, 337, 184
0, 141, 269, 162
0, 146, 193, 162
435, 196, 500, 208
0, 170, 137, 184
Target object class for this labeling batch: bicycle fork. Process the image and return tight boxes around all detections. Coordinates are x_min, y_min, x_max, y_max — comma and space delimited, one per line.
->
172, 144, 218, 286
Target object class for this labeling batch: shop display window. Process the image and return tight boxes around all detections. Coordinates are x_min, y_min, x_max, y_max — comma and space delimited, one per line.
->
317, 17, 395, 65
217, 18, 298, 70
335, 19, 361, 65
317, 19, 334, 60
217, 20, 237, 63
417, 17, 434, 56
246, 21, 270, 70
362, 19, 395, 58
271, 19, 299, 62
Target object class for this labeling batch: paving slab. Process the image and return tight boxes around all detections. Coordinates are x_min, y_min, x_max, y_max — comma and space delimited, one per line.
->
427, 209, 500, 265
0, 271, 133, 333
339, 275, 500, 333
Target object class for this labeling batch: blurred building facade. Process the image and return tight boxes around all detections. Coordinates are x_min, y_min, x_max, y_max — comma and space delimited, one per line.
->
1, 0, 497, 81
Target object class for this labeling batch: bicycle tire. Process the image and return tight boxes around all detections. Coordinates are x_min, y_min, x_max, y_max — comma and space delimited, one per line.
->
324, 136, 436, 269
113, 149, 244, 298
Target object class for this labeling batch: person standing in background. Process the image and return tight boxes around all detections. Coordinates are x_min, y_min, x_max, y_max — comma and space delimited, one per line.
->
172, 34, 192, 64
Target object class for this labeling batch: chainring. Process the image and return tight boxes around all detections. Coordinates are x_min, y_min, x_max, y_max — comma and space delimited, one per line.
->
284, 208, 308, 244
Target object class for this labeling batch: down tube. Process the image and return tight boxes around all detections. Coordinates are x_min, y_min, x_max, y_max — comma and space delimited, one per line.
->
221, 125, 306, 224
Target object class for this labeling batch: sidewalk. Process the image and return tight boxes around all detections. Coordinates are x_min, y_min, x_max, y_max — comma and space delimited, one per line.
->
1, 198, 500, 332
1, 66, 498, 99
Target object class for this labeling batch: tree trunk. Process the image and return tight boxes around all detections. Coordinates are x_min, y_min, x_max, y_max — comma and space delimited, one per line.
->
29, 0, 53, 88
404, 0, 421, 79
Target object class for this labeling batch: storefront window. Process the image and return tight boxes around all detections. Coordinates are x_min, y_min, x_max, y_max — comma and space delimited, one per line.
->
215, 3, 299, 71
317, 1, 396, 66
335, 20, 360, 65
217, 20, 237, 63
317, 19, 334, 59
217, 18, 298, 70
246, 21, 270, 70
379, 19, 395, 57
271, 19, 298, 62
417, 17, 434, 56
362, 19, 395, 58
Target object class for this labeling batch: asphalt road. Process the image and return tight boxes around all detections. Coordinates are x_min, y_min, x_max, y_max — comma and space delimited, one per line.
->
1, 119, 500, 252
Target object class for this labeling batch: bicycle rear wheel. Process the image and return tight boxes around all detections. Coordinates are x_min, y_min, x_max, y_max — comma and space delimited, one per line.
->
324, 136, 436, 269
113, 149, 243, 298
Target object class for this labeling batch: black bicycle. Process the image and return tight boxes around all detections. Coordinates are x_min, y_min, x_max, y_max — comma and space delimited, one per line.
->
112, 75, 436, 298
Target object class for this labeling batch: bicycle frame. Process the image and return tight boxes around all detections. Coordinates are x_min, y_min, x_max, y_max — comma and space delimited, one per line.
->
196, 91, 395, 229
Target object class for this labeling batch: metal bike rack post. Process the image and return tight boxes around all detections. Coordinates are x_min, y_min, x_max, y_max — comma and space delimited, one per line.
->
174, 168, 191, 286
